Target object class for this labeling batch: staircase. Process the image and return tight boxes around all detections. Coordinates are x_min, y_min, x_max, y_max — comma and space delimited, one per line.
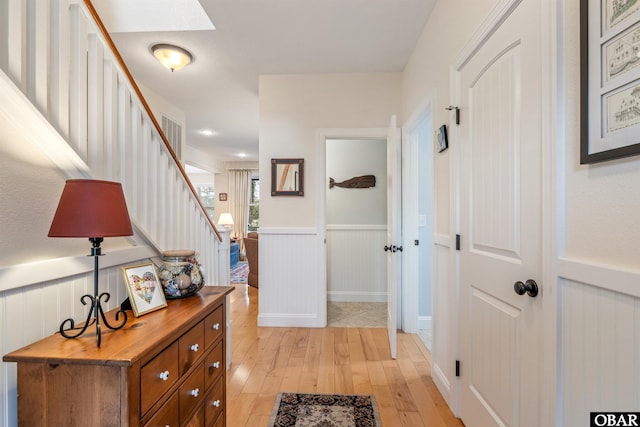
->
0, 2, 228, 425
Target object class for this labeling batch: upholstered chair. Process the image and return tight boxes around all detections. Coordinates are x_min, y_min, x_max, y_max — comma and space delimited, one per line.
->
243, 232, 259, 288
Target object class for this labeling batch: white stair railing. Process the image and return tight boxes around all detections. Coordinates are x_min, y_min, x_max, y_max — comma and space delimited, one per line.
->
0, 0, 225, 281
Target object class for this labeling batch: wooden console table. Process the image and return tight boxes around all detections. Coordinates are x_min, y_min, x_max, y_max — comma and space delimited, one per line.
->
4, 286, 233, 427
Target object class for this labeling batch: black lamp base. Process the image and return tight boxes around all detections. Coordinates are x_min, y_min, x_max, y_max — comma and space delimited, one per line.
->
59, 292, 127, 347
58, 237, 127, 347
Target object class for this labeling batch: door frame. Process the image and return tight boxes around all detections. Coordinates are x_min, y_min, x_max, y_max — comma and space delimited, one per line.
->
316, 127, 404, 328
449, 0, 559, 422
401, 99, 435, 335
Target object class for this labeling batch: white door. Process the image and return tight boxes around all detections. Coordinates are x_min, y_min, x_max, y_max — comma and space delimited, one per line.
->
458, 0, 542, 425
386, 115, 401, 360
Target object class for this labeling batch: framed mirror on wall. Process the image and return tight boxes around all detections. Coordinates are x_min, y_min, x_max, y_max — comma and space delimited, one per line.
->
271, 158, 304, 196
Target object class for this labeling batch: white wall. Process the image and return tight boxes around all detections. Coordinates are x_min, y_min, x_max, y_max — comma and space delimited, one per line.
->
0, 114, 86, 267
401, 0, 640, 423
555, 0, 640, 424
401, 0, 502, 410
326, 138, 386, 225
326, 138, 387, 302
402, 0, 499, 237
258, 72, 401, 326
138, 81, 226, 173
259, 73, 401, 228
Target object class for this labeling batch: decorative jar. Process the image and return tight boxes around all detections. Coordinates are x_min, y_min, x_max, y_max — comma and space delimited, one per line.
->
157, 250, 204, 298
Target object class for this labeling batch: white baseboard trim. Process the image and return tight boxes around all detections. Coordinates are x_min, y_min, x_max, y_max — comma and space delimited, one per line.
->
418, 316, 432, 331
327, 291, 387, 303
257, 313, 325, 328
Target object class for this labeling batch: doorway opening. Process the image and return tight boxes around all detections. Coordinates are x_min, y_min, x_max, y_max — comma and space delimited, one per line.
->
402, 105, 434, 351
415, 114, 434, 350
325, 137, 388, 328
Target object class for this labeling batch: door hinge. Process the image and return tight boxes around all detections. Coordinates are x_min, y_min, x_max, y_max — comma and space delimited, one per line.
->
456, 234, 461, 251
455, 360, 461, 377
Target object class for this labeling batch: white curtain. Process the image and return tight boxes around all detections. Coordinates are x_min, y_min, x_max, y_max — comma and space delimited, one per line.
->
228, 170, 251, 254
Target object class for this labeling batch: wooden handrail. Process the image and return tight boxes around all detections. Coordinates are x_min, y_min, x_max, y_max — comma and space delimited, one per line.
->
83, 0, 222, 242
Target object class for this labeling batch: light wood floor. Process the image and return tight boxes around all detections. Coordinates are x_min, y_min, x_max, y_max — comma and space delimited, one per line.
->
225, 284, 464, 426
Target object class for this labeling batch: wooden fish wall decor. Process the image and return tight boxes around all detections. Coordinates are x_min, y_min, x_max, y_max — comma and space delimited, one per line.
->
329, 175, 376, 189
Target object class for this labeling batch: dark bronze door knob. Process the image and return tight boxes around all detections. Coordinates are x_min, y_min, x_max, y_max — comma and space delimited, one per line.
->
514, 279, 539, 297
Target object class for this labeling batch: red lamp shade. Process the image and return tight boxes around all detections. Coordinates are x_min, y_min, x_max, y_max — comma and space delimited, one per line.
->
48, 179, 133, 238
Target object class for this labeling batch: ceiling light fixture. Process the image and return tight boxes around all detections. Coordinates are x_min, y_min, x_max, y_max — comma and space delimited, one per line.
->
151, 43, 193, 72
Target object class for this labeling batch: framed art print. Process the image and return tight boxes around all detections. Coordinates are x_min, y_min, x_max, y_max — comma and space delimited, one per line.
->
581, 0, 640, 163
271, 158, 304, 196
437, 125, 449, 153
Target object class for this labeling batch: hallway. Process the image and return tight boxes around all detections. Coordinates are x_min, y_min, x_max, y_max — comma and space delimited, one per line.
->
225, 284, 462, 426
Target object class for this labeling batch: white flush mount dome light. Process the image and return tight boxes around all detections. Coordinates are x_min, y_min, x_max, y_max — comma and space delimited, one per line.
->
152, 44, 193, 72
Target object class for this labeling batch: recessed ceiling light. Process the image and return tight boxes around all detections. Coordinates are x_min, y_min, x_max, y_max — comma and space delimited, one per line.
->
238, 153, 247, 158
200, 129, 216, 136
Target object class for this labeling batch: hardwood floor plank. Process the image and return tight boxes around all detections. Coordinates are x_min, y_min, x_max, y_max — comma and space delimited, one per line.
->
317, 328, 336, 393
225, 392, 257, 427
242, 363, 270, 394
366, 360, 389, 386
225, 284, 462, 426
372, 384, 402, 426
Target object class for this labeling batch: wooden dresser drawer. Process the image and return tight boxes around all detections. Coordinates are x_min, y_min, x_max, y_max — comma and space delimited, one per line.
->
210, 411, 224, 427
144, 392, 179, 427
141, 341, 180, 415
205, 340, 224, 389
204, 376, 225, 427
179, 362, 205, 424
204, 305, 223, 348
183, 405, 205, 427
179, 320, 205, 375
4, 286, 233, 427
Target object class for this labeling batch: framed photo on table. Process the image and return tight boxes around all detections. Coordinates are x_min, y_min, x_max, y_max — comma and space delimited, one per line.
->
580, 0, 640, 163
121, 262, 167, 317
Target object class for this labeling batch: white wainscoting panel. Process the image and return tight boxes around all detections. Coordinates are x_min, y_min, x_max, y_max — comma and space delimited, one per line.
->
0, 257, 149, 427
432, 237, 455, 412
558, 263, 640, 427
258, 228, 324, 327
326, 225, 387, 302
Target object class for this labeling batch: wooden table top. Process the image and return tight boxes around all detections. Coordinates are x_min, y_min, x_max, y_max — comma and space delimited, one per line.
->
3, 286, 233, 366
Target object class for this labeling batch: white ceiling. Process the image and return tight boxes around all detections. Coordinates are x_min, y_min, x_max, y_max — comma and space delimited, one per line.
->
93, 0, 435, 164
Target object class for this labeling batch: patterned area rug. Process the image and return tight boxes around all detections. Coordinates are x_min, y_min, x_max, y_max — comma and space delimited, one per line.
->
268, 392, 382, 427
230, 262, 248, 283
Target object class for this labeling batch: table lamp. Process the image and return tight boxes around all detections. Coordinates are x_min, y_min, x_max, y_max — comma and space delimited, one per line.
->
217, 212, 234, 229
217, 212, 235, 240
48, 179, 133, 346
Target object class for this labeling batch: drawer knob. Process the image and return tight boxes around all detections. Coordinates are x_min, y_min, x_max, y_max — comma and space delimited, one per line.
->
212, 361, 221, 369
212, 323, 220, 330
191, 388, 200, 397
212, 400, 221, 407
190, 343, 199, 352
159, 371, 170, 381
